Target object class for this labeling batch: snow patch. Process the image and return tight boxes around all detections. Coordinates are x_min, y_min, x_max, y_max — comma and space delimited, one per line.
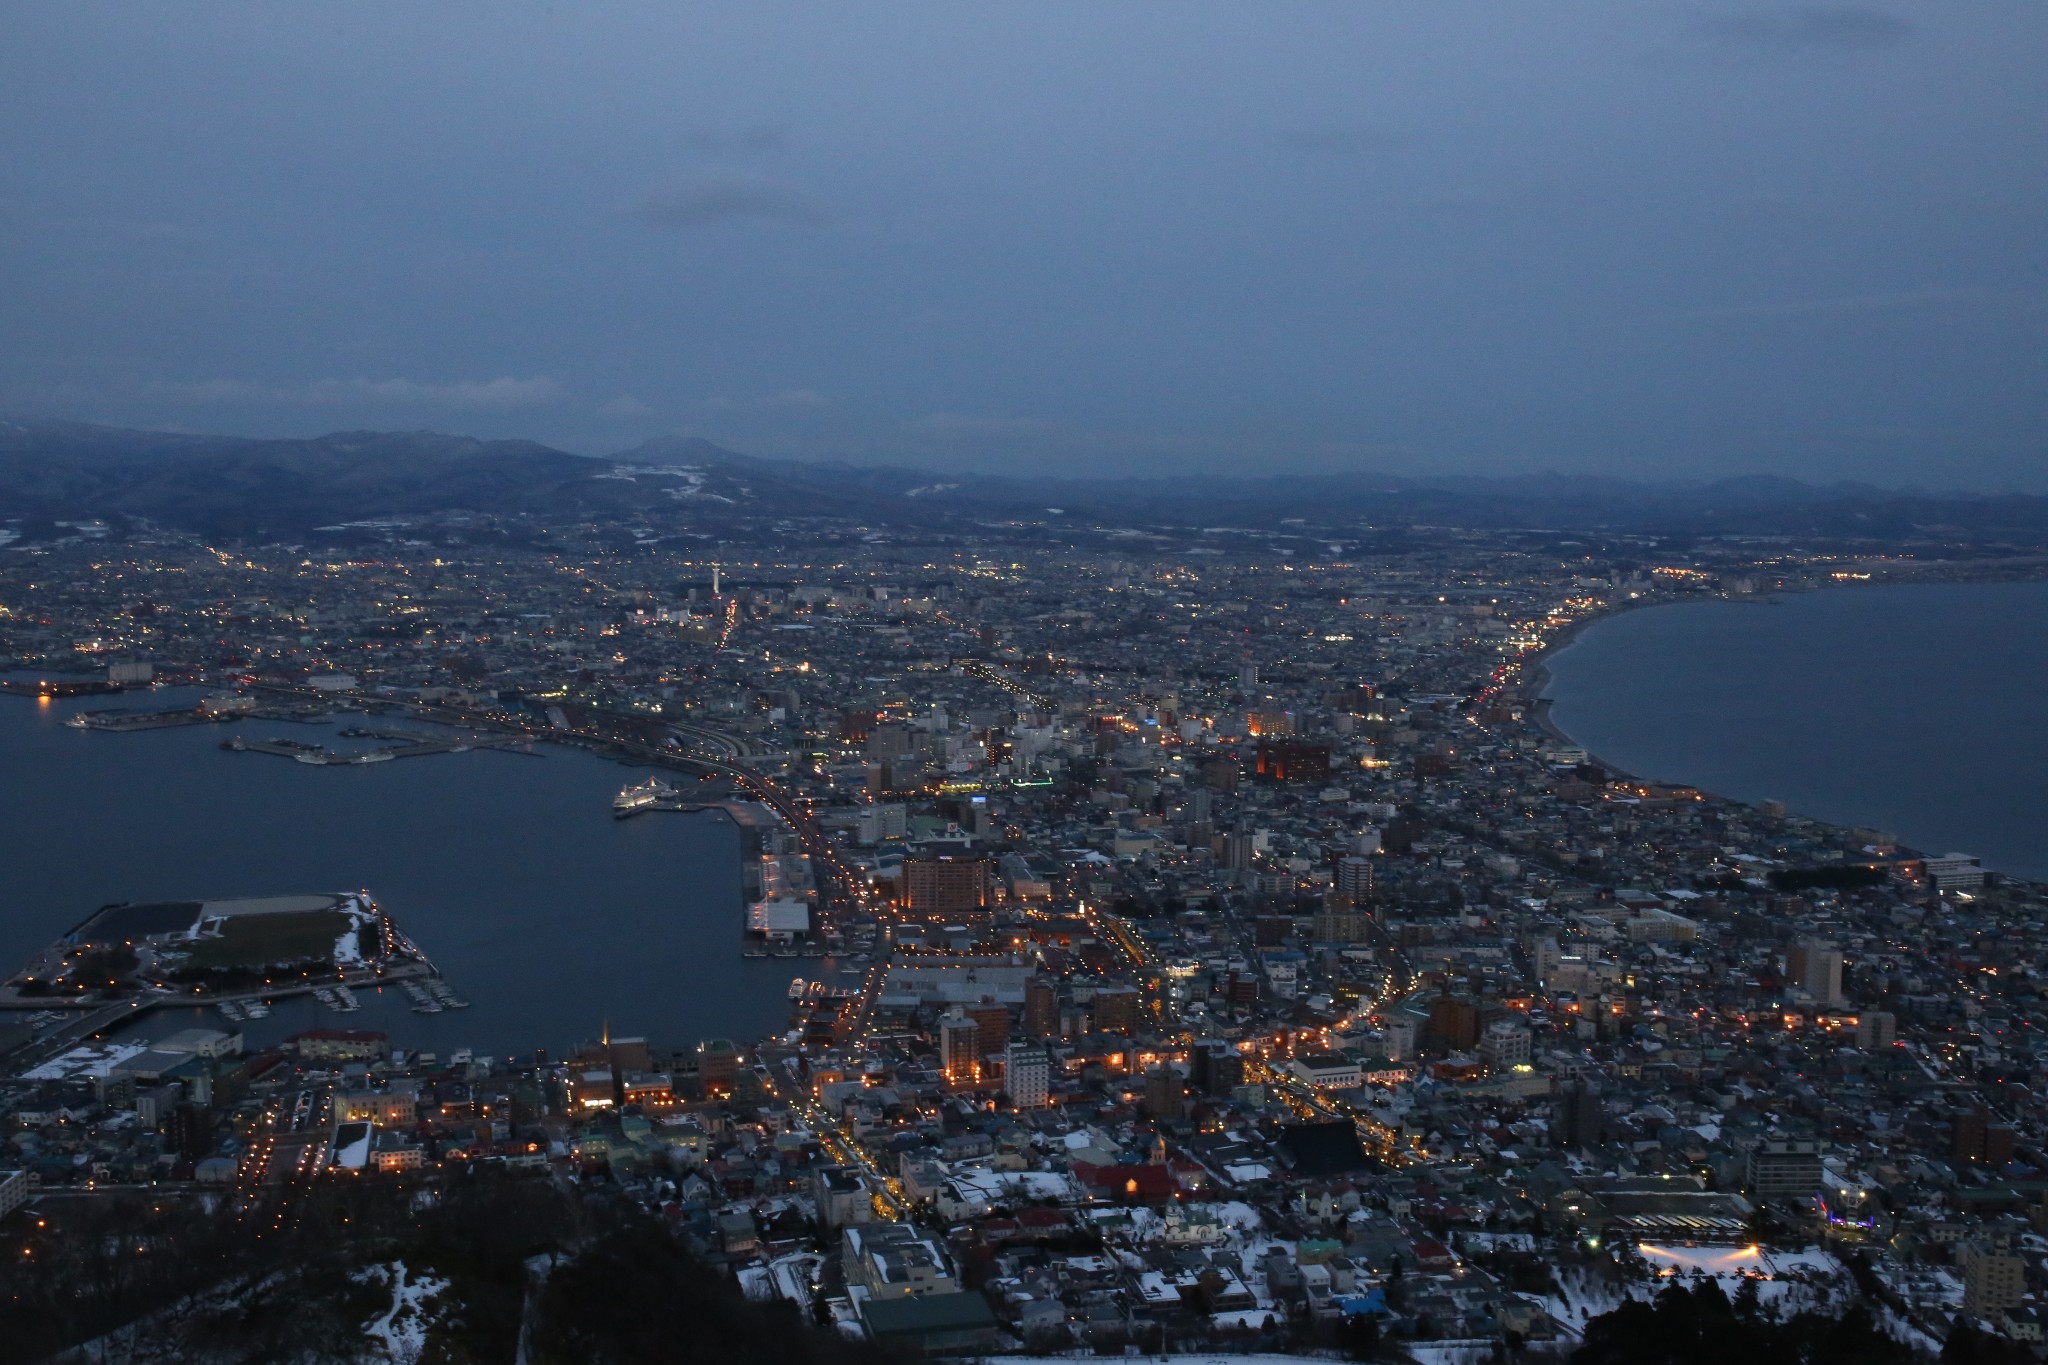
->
357, 1260, 450, 1363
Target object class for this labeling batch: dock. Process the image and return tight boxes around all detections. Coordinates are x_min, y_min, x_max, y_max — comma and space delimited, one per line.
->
72, 707, 229, 732
613, 798, 728, 819
222, 728, 538, 765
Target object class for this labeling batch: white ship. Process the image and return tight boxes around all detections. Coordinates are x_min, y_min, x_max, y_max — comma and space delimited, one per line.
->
787, 976, 807, 1000
613, 777, 679, 812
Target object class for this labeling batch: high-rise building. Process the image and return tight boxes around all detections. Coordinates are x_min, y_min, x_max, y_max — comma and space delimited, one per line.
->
169, 1103, 211, 1161
1255, 739, 1330, 782
697, 1038, 740, 1097
1311, 905, 1373, 943
1954, 1104, 2018, 1167
1787, 941, 1845, 1007
1335, 855, 1375, 905
966, 999, 1011, 1057
1426, 995, 1481, 1052
1479, 1020, 1532, 1070
903, 856, 994, 925
1381, 1016, 1418, 1063
1190, 1040, 1246, 1097
1022, 977, 1058, 1037
1142, 1064, 1182, 1121
857, 802, 908, 846
1746, 1139, 1823, 1209
1222, 830, 1256, 872
937, 1009, 980, 1085
1004, 1043, 1049, 1109
1092, 985, 1142, 1036
1550, 1079, 1603, 1150
865, 723, 916, 762
1855, 1011, 1897, 1049
1959, 1242, 2027, 1316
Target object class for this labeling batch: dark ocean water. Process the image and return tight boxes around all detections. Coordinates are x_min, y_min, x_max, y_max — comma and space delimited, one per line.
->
1542, 580, 2048, 880
0, 689, 799, 1057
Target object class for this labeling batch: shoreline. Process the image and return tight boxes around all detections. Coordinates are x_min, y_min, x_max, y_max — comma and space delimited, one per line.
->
1516, 579, 2048, 880
1517, 594, 1697, 792
0, 698, 788, 1061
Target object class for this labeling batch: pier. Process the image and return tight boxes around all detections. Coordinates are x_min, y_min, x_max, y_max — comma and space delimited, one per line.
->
67, 700, 332, 732
222, 728, 538, 765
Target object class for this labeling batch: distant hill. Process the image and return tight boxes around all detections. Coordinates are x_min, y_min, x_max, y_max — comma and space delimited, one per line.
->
0, 420, 620, 536
4, 416, 2047, 542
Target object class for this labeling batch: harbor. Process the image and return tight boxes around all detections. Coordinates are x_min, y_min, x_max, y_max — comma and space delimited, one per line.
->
610, 773, 735, 816
0, 890, 457, 1073
0, 687, 797, 1056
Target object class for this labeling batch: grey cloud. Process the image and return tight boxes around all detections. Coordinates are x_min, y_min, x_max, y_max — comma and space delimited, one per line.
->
1692, 6, 1913, 50
630, 176, 828, 230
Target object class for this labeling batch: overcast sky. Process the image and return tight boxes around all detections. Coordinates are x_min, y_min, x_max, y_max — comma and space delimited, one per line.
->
3, 3, 2044, 487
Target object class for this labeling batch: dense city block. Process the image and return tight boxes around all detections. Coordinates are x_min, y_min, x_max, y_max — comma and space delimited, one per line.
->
3, 509, 2046, 1361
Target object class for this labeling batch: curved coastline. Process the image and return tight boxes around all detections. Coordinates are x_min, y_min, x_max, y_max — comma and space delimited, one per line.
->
1520, 595, 1730, 796
1521, 579, 2048, 879
0, 692, 795, 1056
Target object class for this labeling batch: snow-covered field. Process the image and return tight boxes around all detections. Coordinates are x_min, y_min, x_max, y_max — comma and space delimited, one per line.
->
356, 1261, 450, 1363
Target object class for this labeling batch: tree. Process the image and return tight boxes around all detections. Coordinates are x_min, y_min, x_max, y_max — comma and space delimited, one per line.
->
1942, 1321, 2036, 1365
1339, 1312, 1383, 1361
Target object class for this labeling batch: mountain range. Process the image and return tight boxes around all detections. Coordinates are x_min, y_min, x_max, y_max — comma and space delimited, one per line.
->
4, 417, 2047, 543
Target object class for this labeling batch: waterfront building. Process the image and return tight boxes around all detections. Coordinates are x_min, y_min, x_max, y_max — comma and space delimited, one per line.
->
696, 1038, 740, 1098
